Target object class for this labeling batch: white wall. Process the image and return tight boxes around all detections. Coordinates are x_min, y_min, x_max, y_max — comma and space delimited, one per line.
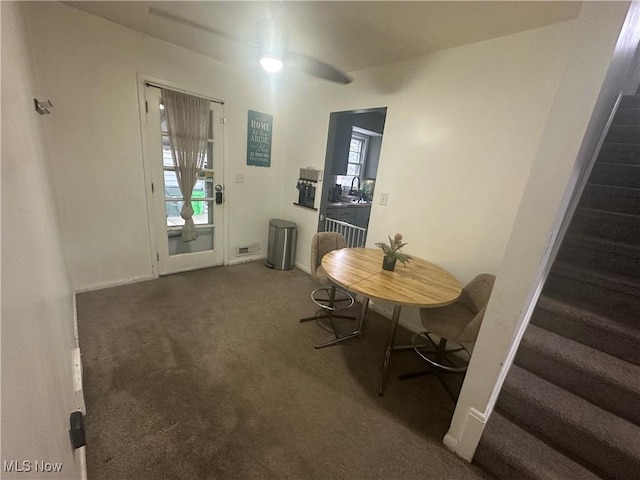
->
277, 2, 637, 462
6, 0, 636, 470
24, 2, 286, 291
281, 19, 575, 329
444, 1, 639, 460
1, 2, 83, 478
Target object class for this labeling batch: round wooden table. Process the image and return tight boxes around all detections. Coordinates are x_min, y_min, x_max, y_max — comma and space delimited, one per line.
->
321, 248, 462, 394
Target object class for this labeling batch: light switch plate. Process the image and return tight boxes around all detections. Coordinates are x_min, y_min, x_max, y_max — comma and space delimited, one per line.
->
379, 193, 388, 206
235, 173, 245, 183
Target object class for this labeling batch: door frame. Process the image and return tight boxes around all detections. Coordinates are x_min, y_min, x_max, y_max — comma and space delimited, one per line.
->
317, 107, 387, 233
137, 73, 227, 277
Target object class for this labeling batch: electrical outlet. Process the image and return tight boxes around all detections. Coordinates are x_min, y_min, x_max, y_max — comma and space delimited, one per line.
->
235, 173, 244, 183
379, 193, 388, 206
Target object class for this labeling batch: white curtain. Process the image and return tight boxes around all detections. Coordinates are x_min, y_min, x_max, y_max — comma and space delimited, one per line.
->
161, 89, 210, 241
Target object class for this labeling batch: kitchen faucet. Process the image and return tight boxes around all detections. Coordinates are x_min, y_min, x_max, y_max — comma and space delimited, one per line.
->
350, 176, 361, 196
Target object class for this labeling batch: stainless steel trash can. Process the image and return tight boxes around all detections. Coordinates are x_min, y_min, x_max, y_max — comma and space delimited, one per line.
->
265, 219, 297, 270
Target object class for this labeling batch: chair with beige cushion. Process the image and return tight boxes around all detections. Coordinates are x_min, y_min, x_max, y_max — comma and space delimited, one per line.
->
400, 273, 496, 396
300, 232, 359, 349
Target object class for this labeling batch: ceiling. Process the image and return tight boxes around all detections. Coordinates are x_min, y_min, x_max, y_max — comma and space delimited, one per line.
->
65, 1, 582, 74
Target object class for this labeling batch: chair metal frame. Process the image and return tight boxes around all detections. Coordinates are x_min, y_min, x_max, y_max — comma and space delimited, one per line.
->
300, 285, 359, 349
300, 231, 363, 349
399, 273, 495, 399
399, 331, 471, 399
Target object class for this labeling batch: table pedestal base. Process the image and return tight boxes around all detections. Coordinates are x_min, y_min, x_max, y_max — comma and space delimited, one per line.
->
378, 305, 418, 395
303, 297, 369, 349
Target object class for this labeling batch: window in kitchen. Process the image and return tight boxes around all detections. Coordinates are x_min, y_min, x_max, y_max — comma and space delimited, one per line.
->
336, 132, 368, 190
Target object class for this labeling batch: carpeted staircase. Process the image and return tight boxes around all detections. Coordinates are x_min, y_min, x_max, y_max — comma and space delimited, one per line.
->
474, 94, 640, 479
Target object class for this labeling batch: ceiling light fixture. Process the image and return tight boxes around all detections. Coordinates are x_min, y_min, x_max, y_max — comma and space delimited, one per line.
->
257, 17, 287, 75
260, 56, 283, 73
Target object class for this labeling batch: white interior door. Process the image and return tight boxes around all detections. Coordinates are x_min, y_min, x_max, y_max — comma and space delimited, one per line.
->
145, 85, 225, 275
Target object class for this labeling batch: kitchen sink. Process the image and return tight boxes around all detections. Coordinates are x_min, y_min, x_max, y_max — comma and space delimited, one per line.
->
329, 200, 371, 207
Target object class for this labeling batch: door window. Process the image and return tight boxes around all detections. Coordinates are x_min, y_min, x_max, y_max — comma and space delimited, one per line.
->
144, 84, 225, 274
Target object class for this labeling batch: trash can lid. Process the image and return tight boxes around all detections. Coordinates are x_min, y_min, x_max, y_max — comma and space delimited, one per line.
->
269, 219, 297, 229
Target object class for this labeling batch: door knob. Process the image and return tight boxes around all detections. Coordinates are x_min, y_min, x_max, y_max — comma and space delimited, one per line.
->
215, 184, 223, 204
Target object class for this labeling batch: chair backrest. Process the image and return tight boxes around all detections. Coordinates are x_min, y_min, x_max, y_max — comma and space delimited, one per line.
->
309, 232, 347, 280
456, 273, 496, 343
457, 274, 496, 314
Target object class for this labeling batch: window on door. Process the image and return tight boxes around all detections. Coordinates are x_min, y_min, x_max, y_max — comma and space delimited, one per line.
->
144, 83, 225, 275
160, 105, 215, 254
336, 132, 368, 189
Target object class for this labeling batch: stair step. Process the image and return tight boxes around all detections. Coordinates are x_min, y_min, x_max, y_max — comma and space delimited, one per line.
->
597, 143, 640, 165
532, 293, 640, 366
497, 365, 640, 480
515, 324, 640, 425
612, 107, 640, 126
551, 261, 640, 296
568, 207, 640, 244
557, 233, 640, 277
620, 95, 640, 109
475, 411, 600, 480
544, 262, 639, 323
590, 162, 640, 189
578, 183, 640, 215
604, 124, 640, 144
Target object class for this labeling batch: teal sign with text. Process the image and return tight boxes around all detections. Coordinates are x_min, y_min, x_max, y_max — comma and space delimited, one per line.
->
247, 110, 272, 167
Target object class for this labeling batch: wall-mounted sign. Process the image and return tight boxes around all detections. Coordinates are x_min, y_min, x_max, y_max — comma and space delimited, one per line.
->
247, 110, 272, 167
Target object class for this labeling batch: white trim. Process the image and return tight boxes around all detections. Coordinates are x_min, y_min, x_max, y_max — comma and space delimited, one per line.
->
70, 295, 87, 480
227, 254, 267, 266
443, 408, 487, 462
72, 294, 80, 347
71, 295, 87, 415
482, 93, 622, 424
138, 73, 227, 274
167, 224, 216, 232
164, 198, 215, 203
136, 73, 160, 280
295, 261, 311, 274
74, 274, 155, 293
160, 131, 216, 144
442, 2, 640, 462
160, 166, 216, 172
221, 97, 230, 267
72, 347, 85, 412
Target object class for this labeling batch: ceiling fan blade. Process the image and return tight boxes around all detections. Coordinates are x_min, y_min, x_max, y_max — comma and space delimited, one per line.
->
287, 52, 352, 85
148, 7, 247, 44
148, 7, 352, 85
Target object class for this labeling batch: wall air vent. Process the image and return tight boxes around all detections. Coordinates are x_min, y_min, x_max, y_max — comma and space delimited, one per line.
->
236, 243, 260, 256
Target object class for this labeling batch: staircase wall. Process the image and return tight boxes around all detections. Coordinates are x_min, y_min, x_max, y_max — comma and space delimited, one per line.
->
444, 3, 640, 461
474, 94, 640, 479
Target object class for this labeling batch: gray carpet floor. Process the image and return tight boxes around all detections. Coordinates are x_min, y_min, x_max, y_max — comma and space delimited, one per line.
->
77, 261, 491, 479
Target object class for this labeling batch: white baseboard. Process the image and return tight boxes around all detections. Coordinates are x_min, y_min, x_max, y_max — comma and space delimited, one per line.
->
71, 294, 88, 480
71, 295, 87, 414
74, 274, 155, 293
227, 254, 267, 266
72, 347, 85, 411
295, 261, 311, 275
443, 407, 487, 462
